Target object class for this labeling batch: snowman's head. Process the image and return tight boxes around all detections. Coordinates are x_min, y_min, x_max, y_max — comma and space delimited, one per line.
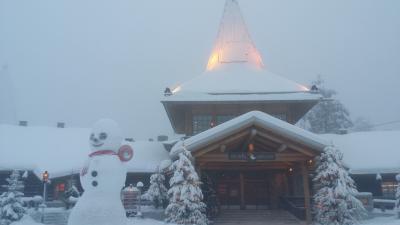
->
89, 119, 122, 152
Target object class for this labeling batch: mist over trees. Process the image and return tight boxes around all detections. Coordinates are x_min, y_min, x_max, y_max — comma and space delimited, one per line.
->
298, 76, 355, 134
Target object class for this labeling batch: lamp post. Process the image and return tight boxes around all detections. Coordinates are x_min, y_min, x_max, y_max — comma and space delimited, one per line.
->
136, 181, 144, 217
41, 171, 49, 222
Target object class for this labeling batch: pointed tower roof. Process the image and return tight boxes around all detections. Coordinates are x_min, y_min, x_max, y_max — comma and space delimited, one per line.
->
206, 0, 263, 71
164, 0, 320, 102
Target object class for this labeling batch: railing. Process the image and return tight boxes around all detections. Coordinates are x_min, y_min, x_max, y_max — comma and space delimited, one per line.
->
280, 196, 306, 220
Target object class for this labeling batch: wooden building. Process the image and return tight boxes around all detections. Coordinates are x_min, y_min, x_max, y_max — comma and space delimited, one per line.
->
161, 1, 328, 223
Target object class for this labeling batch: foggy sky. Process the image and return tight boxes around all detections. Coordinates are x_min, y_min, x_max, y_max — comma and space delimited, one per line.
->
1, 0, 399, 139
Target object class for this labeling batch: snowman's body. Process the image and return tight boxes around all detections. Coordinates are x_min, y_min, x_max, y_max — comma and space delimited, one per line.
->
68, 119, 131, 225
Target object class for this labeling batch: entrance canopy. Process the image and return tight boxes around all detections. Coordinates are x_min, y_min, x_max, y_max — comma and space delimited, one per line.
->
171, 111, 329, 169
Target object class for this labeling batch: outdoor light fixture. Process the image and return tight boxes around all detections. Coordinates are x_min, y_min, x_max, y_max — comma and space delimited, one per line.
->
42, 171, 49, 183
210, 121, 215, 128
248, 143, 256, 161
289, 168, 293, 172
41, 171, 49, 223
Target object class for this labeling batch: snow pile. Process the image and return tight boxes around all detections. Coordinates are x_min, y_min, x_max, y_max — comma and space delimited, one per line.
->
0, 125, 169, 178
322, 131, 400, 174
9, 216, 42, 225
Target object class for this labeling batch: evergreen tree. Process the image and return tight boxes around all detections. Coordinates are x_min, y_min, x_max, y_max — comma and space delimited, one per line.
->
299, 76, 353, 134
143, 172, 168, 209
0, 170, 26, 225
396, 174, 400, 211
313, 146, 366, 225
165, 147, 208, 225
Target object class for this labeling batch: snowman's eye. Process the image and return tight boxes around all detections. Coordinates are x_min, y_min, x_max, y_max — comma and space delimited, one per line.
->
90, 133, 95, 140
99, 132, 107, 140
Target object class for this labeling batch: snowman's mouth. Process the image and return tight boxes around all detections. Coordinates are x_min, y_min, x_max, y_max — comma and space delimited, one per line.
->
92, 142, 104, 147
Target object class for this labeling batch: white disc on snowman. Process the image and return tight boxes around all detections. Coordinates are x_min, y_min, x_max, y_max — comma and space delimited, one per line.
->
68, 119, 133, 225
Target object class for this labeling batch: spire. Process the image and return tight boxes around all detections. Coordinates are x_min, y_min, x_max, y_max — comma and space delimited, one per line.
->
207, 0, 264, 71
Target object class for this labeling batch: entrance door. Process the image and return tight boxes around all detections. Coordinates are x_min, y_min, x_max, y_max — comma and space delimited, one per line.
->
244, 179, 269, 209
213, 171, 272, 210
215, 172, 241, 209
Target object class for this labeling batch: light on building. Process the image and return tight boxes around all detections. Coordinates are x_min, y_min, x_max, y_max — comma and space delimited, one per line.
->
172, 86, 181, 94
42, 171, 49, 183
248, 143, 254, 152
206, 52, 219, 71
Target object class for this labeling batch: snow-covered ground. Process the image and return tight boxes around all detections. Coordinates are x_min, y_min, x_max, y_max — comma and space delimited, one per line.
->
10, 208, 400, 225
361, 216, 399, 225
11, 215, 400, 225
11, 216, 175, 225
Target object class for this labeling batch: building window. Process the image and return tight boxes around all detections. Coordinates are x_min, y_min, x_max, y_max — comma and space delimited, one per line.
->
382, 181, 398, 198
216, 115, 235, 125
56, 183, 65, 192
193, 115, 213, 135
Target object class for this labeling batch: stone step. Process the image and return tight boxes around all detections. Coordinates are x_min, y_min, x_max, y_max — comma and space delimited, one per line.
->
212, 210, 305, 225
43, 212, 69, 225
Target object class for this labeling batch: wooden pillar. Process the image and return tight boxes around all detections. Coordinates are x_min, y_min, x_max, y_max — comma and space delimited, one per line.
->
301, 162, 312, 224
240, 172, 245, 210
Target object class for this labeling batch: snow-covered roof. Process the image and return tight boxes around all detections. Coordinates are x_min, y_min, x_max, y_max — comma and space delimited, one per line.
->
163, 64, 322, 103
0, 125, 170, 178
322, 131, 400, 175
206, 0, 264, 71
163, 0, 321, 102
171, 111, 330, 157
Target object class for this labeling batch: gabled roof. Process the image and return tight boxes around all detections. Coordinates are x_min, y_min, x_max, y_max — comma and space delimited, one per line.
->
164, 0, 320, 102
322, 131, 400, 175
0, 125, 170, 178
170, 111, 329, 157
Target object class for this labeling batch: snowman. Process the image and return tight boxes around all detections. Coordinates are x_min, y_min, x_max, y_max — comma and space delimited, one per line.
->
68, 119, 133, 225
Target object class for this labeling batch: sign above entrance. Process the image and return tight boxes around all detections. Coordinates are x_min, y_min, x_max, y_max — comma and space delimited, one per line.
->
228, 152, 276, 161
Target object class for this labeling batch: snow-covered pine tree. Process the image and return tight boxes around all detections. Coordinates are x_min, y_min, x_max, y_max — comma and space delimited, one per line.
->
396, 174, 400, 212
0, 170, 26, 225
165, 147, 208, 225
313, 146, 366, 225
144, 172, 168, 209
298, 76, 353, 134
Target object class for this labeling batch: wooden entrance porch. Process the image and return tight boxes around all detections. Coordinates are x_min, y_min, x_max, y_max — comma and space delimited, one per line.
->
192, 126, 320, 224
172, 112, 328, 224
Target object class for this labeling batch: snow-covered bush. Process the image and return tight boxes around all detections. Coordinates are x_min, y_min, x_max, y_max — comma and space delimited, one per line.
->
313, 146, 366, 225
0, 170, 26, 225
63, 185, 80, 209
165, 148, 208, 225
143, 172, 168, 209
